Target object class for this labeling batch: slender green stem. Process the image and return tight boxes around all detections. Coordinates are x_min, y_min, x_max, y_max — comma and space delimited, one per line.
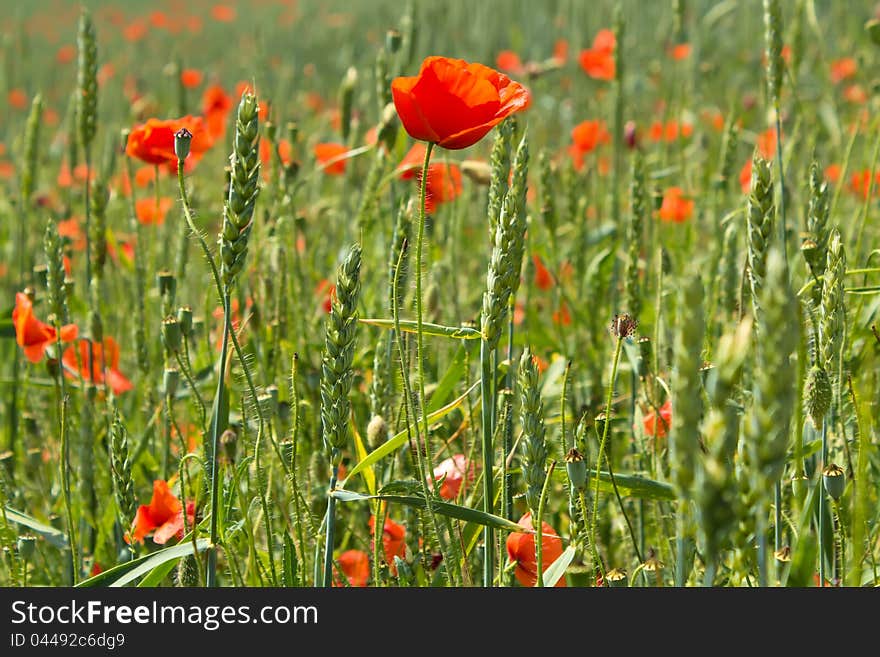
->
591, 337, 623, 567
206, 292, 231, 588
480, 338, 494, 585
578, 490, 605, 583
322, 464, 339, 587
774, 106, 788, 275
818, 418, 827, 586
534, 460, 556, 587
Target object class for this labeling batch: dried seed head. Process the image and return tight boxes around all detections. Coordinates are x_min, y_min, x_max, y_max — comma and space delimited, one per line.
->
610, 313, 638, 339
774, 546, 791, 562
367, 415, 387, 450
605, 568, 628, 587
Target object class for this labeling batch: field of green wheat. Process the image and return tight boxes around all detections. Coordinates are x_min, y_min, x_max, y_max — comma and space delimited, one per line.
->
0, 0, 878, 588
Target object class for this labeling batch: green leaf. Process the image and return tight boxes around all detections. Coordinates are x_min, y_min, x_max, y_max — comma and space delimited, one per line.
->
426, 344, 468, 414
542, 544, 576, 587
544, 468, 675, 501
360, 318, 482, 339
378, 480, 424, 496
136, 559, 178, 587
330, 490, 526, 533
351, 419, 376, 496
282, 534, 298, 587
342, 380, 479, 485
4, 507, 67, 548
76, 538, 209, 588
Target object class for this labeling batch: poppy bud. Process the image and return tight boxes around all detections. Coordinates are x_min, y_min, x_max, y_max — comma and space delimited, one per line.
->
367, 415, 387, 449
17, 534, 36, 560
866, 19, 880, 46
565, 448, 588, 490
624, 120, 639, 149
220, 428, 237, 465
263, 120, 277, 144
377, 103, 398, 152
790, 472, 809, 504
803, 365, 831, 429
174, 127, 192, 162
162, 316, 182, 353
176, 306, 193, 337
163, 367, 179, 397
386, 29, 402, 54
605, 567, 628, 587
822, 463, 845, 501
286, 121, 299, 146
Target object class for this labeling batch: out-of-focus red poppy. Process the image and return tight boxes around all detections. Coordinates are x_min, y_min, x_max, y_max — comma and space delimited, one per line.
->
314, 142, 348, 175
397, 143, 463, 214
13, 292, 78, 363
123, 19, 148, 42
756, 128, 778, 160
739, 159, 753, 194
97, 63, 115, 87
334, 549, 369, 587
496, 50, 524, 75
824, 163, 841, 185
315, 279, 336, 314
848, 169, 880, 199
432, 454, 474, 500
136, 197, 174, 225
211, 5, 236, 22
57, 217, 85, 251
369, 515, 406, 572
202, 85, 233, 140
62, 337, 134, 395
658, 187, 694, 223
830, 58, 857, 84
56, 44, 76, 64
506, 512, 566, 587
180, 69, 203, 89
843, 84, 867, 105
648, 120, 693, 143
126, 116, 213, 167
0, 161, 13, 179
391, 56, 530, 150
552, 300, 572, 326
8, 89, 28, 110
669, 43, 691, 60
131, 480, 193, 544
552, 38, 569, 65
43, 107, 59, 126
578, 29, 615, 80
135, 165, 158, 188
149, 10, 169, 29
568, 119, 610, 170
641, 399, 672, 439
532, 254, 554, 291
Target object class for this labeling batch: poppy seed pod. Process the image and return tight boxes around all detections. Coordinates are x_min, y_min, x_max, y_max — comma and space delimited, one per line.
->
174, 127, 192, 161
565, 448, 588, 490
162, 316, 182, 353
386, 29, 402, 54
176, 306, 193, 337
605, 567, 628, 587
163, 367, 179, 397
156, 270, 176, 300
822, 463, 845, 501
17, 535, 36, 561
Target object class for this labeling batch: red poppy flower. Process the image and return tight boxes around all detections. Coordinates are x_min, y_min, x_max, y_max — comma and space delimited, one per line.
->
180, 69, 203, 89
641, 399, 672, 439
843, 84, 867, 105
532, 254, 554, 291
506, 513, 566, 587
125, 116, 213, 167
315, 279, 336, 314
391, 56, 530, 150
8, 88, 28, 110
397, 143, 463, 214
658, 187, 694, 223
56, 45, 76, 64
830, 58, 857, 84
824, 163, 841, 185
131, 480, 193, 544
314, 142, 348, 175
578, 29, 615, 81
334, 550, 370, 587
202, 85, 233, 140
756, 128, 778, 160
431, 454, 474, 500
369, 515, 406, 572
135, 197, 174, 225
13, 292, 78, 363
552, 39, 569, 65
57, 217, 85, 251
62, 337, 134, 395
552, 300, 572, 326
496, 50, 524, 75
669, 43, 691, 60
568, 119, 610, 169
211, 5, 236, 22
123, 20, 148, 43
848, 169, 880, 199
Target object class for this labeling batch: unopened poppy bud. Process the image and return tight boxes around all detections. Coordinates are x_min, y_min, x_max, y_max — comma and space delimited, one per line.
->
45, 357, 60, 379
386, 29, 402, 54
163, 367, 179, 397
156, 270, 176, 299
174, 127, 192, 161
605, 567, 628, 587
565, 448, 588, 490
822, 463, 845, 501
286, 122, 299, 145
367, 415, 387, 449
377, 103, 398, 151
624, 120, 639, 149
220, 428, 237, 465
803, 365, 831, 429
791, 472, 809, 504
162, 316, 182, 353
176, 554, 199, 587
88, 309, 102, 343
191, 316, 204, 338
176, 306, 193, 337
17, 535, 36, 560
